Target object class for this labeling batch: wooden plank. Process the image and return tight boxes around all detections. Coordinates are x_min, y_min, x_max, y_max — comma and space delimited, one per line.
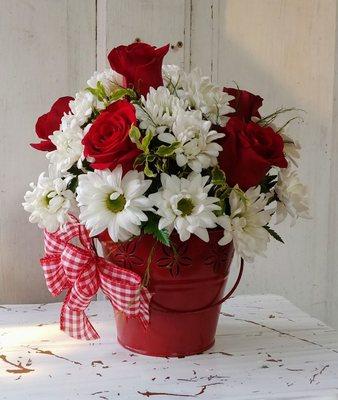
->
0, 0, 96, 303
1, 295, 338, 399
327, 3, 338, 328
190, 0, 220, 78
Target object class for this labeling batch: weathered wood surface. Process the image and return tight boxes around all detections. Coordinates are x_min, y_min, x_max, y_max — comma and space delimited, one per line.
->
1, 295, 338, 399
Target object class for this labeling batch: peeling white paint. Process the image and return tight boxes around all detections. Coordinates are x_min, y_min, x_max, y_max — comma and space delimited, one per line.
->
1, 295, 338, 399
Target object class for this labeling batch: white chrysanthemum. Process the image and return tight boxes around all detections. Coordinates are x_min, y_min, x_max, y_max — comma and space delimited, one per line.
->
218, 186, 271, 262
179, 68, 232, 125
47, 114, 85, 174
23, 173, 75, 232
162, 64, 184, 93
87, 68, 124, 95
158, 109, 224, 172
150, 173, 220, 242
136, 87, 186, 135
275, 167, 310, 225
280, 132, 301, 167
69, 91, 95, 126
77, 166, 152, 242
59, 113, 81, 132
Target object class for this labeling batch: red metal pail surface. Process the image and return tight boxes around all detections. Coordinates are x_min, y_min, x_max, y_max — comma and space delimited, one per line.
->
99, 229, 234, 357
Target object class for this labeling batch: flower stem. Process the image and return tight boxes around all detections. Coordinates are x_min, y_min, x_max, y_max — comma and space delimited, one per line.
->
142, 242, 157, 287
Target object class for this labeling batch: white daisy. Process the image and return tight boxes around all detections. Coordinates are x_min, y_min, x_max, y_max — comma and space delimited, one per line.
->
275, 167, 310, 225
87, 68, 124, 95
23, 172, 75, 232
158, 109, 224, 172
179, 68, 232, 125
69, 91, 96, 126
218, 186, 271, 262
47, 114, 85, 174
77, 166, 152, 242
150, 173, 220, 242
136, 86, 186, 135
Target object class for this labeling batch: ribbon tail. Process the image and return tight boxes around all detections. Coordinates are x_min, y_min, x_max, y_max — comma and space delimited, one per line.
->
139, 287, 153, 328
60, 290, 100, 340
99, 260, 152, 327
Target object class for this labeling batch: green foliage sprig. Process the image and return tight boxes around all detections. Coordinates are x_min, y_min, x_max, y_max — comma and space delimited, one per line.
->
142, 212, 170, 246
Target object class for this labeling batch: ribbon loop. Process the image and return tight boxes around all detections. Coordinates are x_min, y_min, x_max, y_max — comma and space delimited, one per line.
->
40, 255, 70, 296
40, 216, 152, 340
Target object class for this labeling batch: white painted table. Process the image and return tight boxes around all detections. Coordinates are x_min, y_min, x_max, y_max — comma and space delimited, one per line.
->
1, 295, 338, 400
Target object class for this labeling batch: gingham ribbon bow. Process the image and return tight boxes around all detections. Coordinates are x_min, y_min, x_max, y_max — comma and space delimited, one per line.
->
40, 216, 152, 340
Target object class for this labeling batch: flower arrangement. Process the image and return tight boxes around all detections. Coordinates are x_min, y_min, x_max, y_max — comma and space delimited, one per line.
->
23, 42, 310, 263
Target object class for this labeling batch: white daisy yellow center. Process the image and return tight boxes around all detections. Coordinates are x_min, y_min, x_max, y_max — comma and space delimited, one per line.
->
177, 197, 194, 216
106, 193, 126, 213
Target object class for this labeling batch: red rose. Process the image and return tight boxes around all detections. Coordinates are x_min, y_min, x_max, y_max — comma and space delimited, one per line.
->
224, 87, 263, 122
30, 96, 73, 151
108, 42, 169, 97
219, 117, 287, 190
82, 100, 140, 171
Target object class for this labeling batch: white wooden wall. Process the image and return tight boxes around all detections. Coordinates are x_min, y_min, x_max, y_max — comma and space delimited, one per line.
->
0, 0, 96, 304
1, 0, 338, 327
195, 0, 336, 328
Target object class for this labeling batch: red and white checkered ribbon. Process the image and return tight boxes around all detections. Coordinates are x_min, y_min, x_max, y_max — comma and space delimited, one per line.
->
40, 216, 152, 340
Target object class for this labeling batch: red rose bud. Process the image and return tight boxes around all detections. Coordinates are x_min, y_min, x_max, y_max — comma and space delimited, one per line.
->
82, 99, 140, 171
224, 87, 263, 122
108, 42, 170, 97
30, 96, 73, 151
218, 117, 287, 190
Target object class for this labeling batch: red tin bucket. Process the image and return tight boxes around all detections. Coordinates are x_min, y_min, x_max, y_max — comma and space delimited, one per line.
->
99, 229, 242, 357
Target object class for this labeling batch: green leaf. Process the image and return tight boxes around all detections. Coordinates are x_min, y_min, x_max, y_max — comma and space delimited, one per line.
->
109, 88, 127, 101
133, 153, 146, 168
129, 125, 142, 149
153, 227, 170, 246
143, 213, 170, 246
214, 198, 225, 217
141, 130, 153, 154
212, 166, 226, 187
109, 87, 137, 102
96, 81, 107, 101
155, 158, 168, 173
124, 88, 137, 99
264, 225, 284, 243
129, 125, 154, 154
86, 82, 107, 102
156, 141, 180, 157
86, 86, 98, 97
146, 155, 155, 162
144, 159, 156, 177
